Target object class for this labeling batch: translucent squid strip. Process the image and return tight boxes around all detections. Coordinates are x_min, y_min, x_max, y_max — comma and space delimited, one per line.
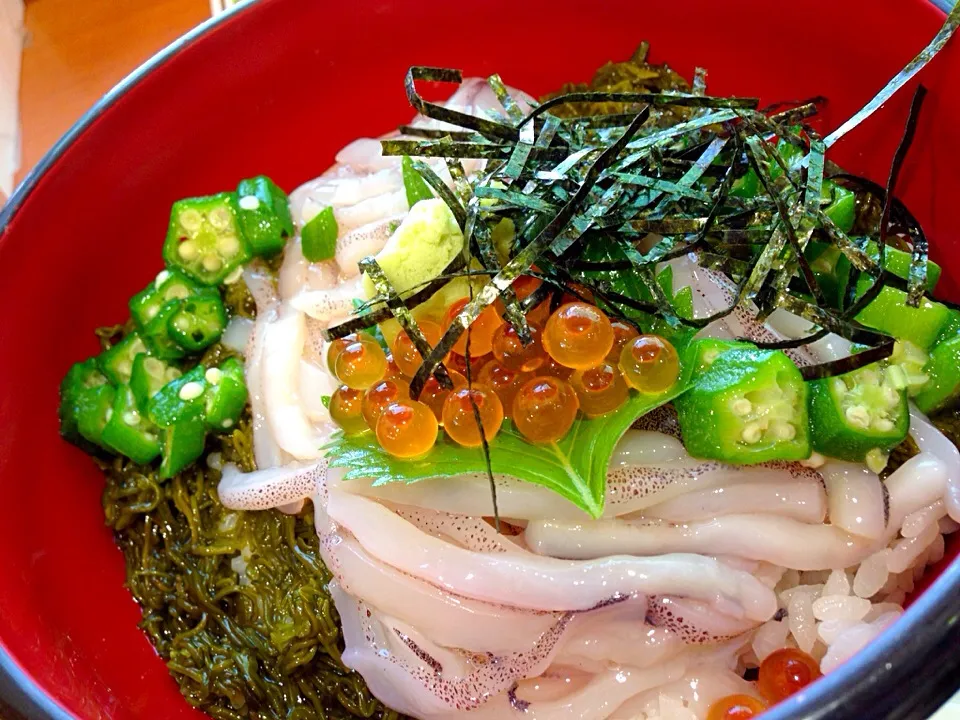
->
326, 490, 777, 620
524, 515, 874, 570
322, 533, 562, 654
642, 477, 827, 524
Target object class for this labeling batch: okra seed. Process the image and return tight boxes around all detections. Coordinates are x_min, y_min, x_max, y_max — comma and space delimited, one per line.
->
222, 419, 234, 429
178, 240, 199, 261
178, 381, 205, 401
873, 418, 895, 433
145, 358, 165, 375
202, 255, 223, 272
105, 408, 114, 422
117, 361, 132, 377
179, 209, 203, 232
218, 235, 240, 257
702, 349, 720, 365
175, 317, 191, 331
166, 285, 189, 300
771, 420, 796, 440
205, 368, 223, 385
800, 451, 826, 469
223, 266, 244, 285
731, 398, 752, 416
831, 378, 846, 395
741, 422, 763, 444
844, 405, 871, 429
239, 195, 260, 211
154, 270, 170, 289
122, 411, 140, 426
209, 207, 232, 229
146, 306, 159, 321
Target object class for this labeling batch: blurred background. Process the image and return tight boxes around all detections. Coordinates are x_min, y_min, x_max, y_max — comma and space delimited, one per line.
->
0, 0, 959, 718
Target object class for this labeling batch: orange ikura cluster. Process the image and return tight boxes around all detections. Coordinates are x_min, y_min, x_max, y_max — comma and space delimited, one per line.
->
328, 276, 681, 458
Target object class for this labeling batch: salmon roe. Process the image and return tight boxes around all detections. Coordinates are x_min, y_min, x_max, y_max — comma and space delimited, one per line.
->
539, 355, 575, 380
444, 298, 504, 356
376, 400, 438, 458
442, 386, 504, 447
477, 361, 528, 418
619, 334, 680, 393
329, 385, 368, 435
607, 320, 640, 362
361, 378, 410, 428
758, 648, 821, 704
512, 376, 580, 443
392, 320, 444, 377
491, 322, 546, 372
383, 352, 404, 381
706, 694, 767, 720
511, 275, 541, 302
419, 370, 466, 422
333, 336, 388, 390
542, 302, 614, 370
326, 333, 361, 376
570, 363, 629, 417
448, 351, 491, 380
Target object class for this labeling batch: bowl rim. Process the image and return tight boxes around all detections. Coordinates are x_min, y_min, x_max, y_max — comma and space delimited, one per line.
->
1, 0, 958, 718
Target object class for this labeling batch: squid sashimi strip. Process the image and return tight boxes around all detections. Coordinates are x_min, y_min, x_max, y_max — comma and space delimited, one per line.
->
820, 461, 887, 540
333, 189, 409, 238
552, 601, 684, 671
217, 460, 326, 511
277, 237, 339, 301
643, 477, 826, 524
331, 582, 575, 716
330, 470, 584, 521
524, 515, 874, 571
322, 534, 561, 654
289, 276, 364, 325
909, 405, 960, 522
645, 595, 761, 644
464, 661, 690, 720
261, 305, 327, 459
390, 504, 526, 554
605, 461, 824, 517
326, 490, 777, 621
884, 452, 951, 527
243, 267, 290, 469
334, 215, 403, 278
527, 452, 950, 571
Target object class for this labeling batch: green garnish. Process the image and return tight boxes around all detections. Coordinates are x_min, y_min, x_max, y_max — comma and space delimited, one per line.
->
301, 206, 339, 261
401, 155, 435, 206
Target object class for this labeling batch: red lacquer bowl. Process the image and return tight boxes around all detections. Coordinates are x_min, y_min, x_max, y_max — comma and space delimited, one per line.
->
1, 0, 958, 718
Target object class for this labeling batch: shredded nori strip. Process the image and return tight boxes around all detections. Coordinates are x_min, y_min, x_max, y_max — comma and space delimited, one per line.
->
405, 66, 518, 141
408, 108, 652, 398
891, 86, 928, 307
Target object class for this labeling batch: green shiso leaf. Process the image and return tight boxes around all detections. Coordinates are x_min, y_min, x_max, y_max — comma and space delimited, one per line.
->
401, 155, 436, 207
327, 334, 699, 518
